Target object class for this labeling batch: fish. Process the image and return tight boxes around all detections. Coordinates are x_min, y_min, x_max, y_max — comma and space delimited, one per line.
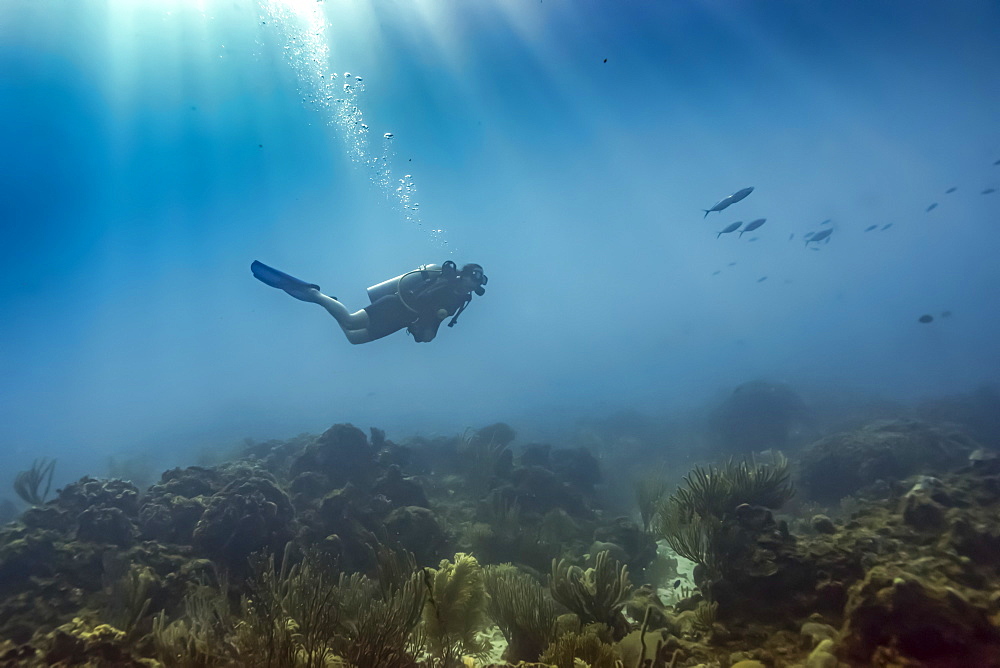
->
757, 276, 768, 282
673, 579, 681, 589
865, 225, 878, 232
926, 203, 938, 212
739, 218, 766, 237
717, 221, 742, 238
728, 261, 737, 266
803, 231, 815, 240
881, 223, 893, 230
983, 188, 997, 195
995, 159, 1000, 165
712, 270, 722, 275
805, 228, 833, 245
703, 186, 754, 217
748, 237, 758, 241
918, 314, 934, 323
945, 187, 957, 194
788, 233, 795, 241
820, 219, 832, 225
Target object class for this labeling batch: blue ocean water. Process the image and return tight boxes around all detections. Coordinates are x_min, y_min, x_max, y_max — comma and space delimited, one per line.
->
1, 0, 999, 488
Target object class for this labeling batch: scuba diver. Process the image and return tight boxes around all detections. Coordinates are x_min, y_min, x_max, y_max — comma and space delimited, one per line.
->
250, 259, 487, 344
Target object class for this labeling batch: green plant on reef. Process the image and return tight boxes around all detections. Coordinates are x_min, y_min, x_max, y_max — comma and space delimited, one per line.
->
101, 553, 155, 642
652, 453, 794, 590
233, 547, 336, 667
692, 600, 719, 630
331, 567, 425, 668
634, 474, 672, 532
549, 550, 633, 639
538, 623, 620, 668
421, 552, 492, 668
457, 427, 509, 493
153, 578, 235, 667
483, 564, 559, 662
153, 546, 424, 668
13, 457, 56, 506
670, 453, 794, 521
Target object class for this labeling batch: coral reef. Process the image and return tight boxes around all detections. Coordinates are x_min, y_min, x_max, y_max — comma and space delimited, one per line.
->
4, 413, 1000, 667
709, 380, 812, 454
799, 419, 976, 503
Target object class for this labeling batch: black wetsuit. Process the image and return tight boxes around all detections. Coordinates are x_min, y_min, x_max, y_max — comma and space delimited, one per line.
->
363, 276, 473, 342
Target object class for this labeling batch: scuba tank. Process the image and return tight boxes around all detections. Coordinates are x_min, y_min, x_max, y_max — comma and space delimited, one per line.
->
366, 263, 448, 311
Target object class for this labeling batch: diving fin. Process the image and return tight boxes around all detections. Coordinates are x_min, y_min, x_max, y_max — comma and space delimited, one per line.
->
251, 260, 321, 302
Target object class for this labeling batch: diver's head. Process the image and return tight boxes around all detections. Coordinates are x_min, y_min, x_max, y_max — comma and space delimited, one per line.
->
459, 263, 487, 295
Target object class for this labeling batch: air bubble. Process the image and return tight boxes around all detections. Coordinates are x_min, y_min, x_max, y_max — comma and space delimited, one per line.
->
384, 132, 394, 139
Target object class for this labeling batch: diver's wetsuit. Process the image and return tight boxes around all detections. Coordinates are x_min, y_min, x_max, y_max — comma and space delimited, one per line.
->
365, 277, 473, 342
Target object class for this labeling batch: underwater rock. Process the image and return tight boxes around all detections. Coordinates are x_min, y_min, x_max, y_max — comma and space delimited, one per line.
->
810, 514, 837, 534
137, 467, 228, 545
799, 419, 974, 503
592, 516, 657, 573
289, 423, 377, 488
288, 471, 329, 502
618, 627, 678, 667
550, 446, 602, 491
800, 618, 837, 646
587, 540, 628, 567
519, 444, 552, 469
373, 464, 429, 508
137, 494, 206, 544
149, 465, 223, 498
839, 565, 1000, 665
709, 379, 812, 454
624, 584, 674, 633
947, 515, 1000, 566
20, 506, 71, 533
0, 499, 16, 527
373, 427, 415, 470
75, 506, 135, 546
314, 483, 386, 572
917, 383, 1000, 448
805, 638, 838, 668
383, 505, 446, 566
55, 477, 140, 517
191, 475, 295, 573
474, 422, 517, 448
42, 618, 149, 666
900, 485, 948, 532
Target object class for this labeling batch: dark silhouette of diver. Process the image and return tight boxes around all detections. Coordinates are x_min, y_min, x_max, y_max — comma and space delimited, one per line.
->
251, 260, 487, 343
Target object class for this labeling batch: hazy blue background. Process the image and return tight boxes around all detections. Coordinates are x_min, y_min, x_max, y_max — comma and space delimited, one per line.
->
2, 0, 999, 490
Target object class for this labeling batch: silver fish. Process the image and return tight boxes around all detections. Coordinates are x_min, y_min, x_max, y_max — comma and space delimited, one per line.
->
865, 225, 877, 232
739, 218, 766, 237
881, 223, 892, 230
717, 221, 742, 238
926, 203, 938, 212
703, 186, 754, 217
805, 228, 833, 245
945, 187, 957, 194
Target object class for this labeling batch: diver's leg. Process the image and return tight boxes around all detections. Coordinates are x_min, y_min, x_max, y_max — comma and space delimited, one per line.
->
308, 292, 374, 343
